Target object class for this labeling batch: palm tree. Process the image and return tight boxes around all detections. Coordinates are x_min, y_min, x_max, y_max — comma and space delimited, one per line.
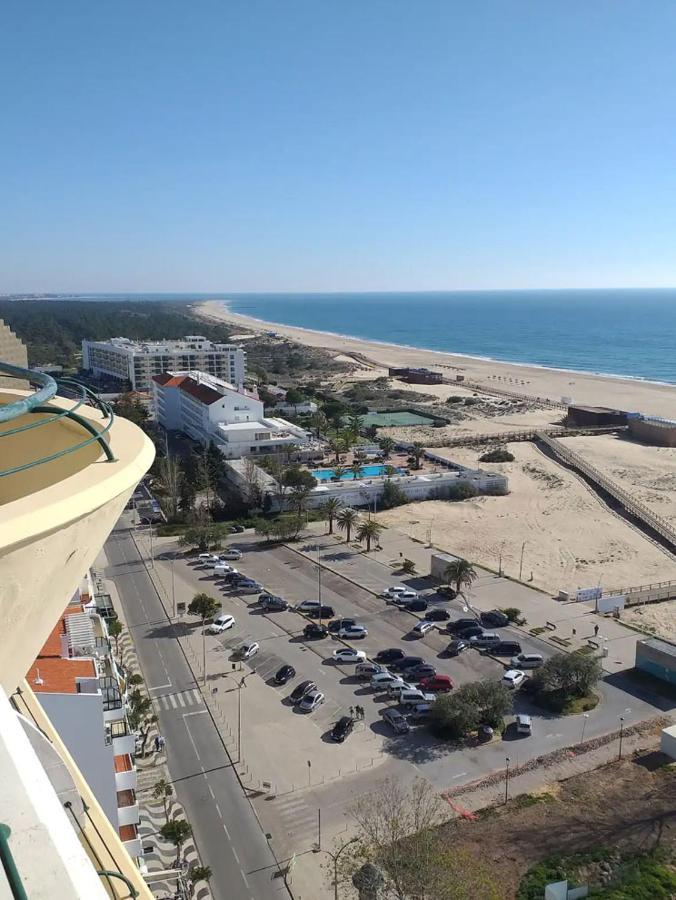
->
336, 508, 359, 543
309, 410, 328, 438
152, 778, 174, 823
350, 461, 363, 481
328, 431, 346, 463
288, 484, 312, 535
188, 593, 220, 685
323, 497, 342, 534
332, 464, 347, 482
346, 414, 364, 441
444, 559, 478, 599
356, 519, 383, 552
160, 817, 192, 860
188, 865, 213, 896
409, 441, 425, 470
379, 436, 396, 459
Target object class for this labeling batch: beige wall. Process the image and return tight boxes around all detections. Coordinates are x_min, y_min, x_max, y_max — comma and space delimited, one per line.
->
0, 319, 28, 389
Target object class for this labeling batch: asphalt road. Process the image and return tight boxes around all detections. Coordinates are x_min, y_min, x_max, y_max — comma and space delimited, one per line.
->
105, 522, 288, 900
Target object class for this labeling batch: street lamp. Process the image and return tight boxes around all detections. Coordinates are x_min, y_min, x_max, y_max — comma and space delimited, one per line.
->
322, 837, 359, 900
171, 556, 176, 619
504, 757, 511, 803
618, 708, 631, 760
138, 516, 154, 568
580, 712, 590, 745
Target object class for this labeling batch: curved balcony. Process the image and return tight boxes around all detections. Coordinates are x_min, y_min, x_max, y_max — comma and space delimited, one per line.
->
0, 363, 155, 693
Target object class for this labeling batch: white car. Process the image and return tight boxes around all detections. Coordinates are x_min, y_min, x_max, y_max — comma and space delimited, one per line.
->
413, 620, 435, 636
214, 563, 237, 576
510, 653, 544, 669
219, 549, 243, 561
381, 586, 417, 599
206, 614, 235, 634
337, 625, 368, 639
239, 641, 260, 659
502, 669, 526, 689
356, 662, 385, 678
389, 591, 419, 605
333, 648, 367, 664
198, 553, 213, 561
386, 680, 415, 698
370, 672, 401, 689
299, 690, 325, 712
296, 600, 322, 613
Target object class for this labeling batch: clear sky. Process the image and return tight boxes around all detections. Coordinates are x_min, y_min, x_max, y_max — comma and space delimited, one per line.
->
2, 1, 676, 293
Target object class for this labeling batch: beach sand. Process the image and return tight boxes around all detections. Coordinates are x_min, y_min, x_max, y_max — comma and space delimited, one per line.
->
196, 300, 676, 416
377, 442, 676, 595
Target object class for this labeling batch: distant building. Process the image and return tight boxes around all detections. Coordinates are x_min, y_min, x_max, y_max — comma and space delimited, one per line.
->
0, 318, 28, 389
628, 416, 676, 448
566, 405, 628, 427
82, 335, 246, 391
269, 400, 319, 416
152, 370, 311, 458
635, 637, 676, 687
388, 366, 443, 385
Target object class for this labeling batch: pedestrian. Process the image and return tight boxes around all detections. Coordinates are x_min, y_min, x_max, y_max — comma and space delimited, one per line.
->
154, 735, 160, 753
158, 734, 165, 751
572, 627, 576, 637
349, 706, 354, 718
359, 705, 365, 720
594, 623, 599, 637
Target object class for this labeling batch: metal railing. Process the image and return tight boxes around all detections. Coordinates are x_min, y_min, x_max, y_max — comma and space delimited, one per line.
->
0, 824, 28, 900
0, 362, 116, 477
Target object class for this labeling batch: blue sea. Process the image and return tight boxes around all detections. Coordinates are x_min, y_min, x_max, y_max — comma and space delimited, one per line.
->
30, 289, 676, 384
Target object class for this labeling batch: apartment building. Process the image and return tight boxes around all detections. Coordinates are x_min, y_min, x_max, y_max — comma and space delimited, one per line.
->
152, 369, 311, 457
0, 318, 28, 388
82, 335, 246, 391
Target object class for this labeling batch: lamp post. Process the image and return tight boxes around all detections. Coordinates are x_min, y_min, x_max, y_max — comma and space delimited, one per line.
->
618, 716, 625, 759
237, 672, 254, 764
580, 712, 590, 745
138, 516, 154, 568
518, 541, 526, 581
504, 757, 511, 803
171, 556, 176, 619
322, 837, 359, 900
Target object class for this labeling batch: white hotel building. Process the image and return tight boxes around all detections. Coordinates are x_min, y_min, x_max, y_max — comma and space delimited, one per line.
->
152, 370, 311, 458
82, 335, 246, 392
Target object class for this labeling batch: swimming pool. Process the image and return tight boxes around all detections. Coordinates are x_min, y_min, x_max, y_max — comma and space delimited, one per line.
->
313, 464, 403, 482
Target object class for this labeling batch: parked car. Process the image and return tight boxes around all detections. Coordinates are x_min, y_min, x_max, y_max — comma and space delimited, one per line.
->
437, 585, 457, 599
493, 641, 522, 657
478, 724, 494, 742
299, 690, 325, 712
237, 580, 263, 595
238, 641, 260, 659
469, 632, 501, 648
399, 689, 435, 708
420, 674, 453, 693
447, 618, 481, 633
356, 662, 385, 679
201, 556, 220, 569
333, 648, 366, 664
303, 623, 328, 639
229, 524, 246, 533
515, 713, 532, 735
407, 599, 429, 613
223, 571, 247, 585
445, 639, 468, 656
337, 624, 368, 639
382, 707, 410, 735
214, 563, 237, 576
410, 702, 432, 720
219, 548, 243, 561
390, 592, 421, 606
502, 669, 526, 689
296, 600, 322, 613
370, 672, 404, 690
330, 716, 355, 742
306, 605, 335, 619
392, 656, 425, 672
259, 593, 289, 611
274, 664, 296, 685
480, 609, 510, 628
198, 553, 213, 562
381, 585, 416, 599
511, 653, 544, 669
290, 680, 316, 703
386, 681, 415, 698
375, 648, 405, 663
426, 608, 450, 622
405, 663, 437, 681
413, 620, 436, 636
206, 614, 235, 634
455, 624, 484, 640
328, 618, 356, 633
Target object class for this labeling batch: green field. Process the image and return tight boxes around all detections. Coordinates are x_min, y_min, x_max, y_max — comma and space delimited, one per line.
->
360, 410, 441, 427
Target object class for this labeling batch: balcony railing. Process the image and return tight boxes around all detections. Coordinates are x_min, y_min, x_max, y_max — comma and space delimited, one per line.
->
0, 362, 116, 477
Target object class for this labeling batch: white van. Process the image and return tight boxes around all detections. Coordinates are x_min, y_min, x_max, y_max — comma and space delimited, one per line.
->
399, 689, 435, 707
214, 563, 237, 576
510, 653, 544, 669
371, 672, 402, 690
515, 714, 532, 735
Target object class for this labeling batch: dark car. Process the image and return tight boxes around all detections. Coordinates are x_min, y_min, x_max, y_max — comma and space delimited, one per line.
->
375, 648, 405, 663
407, 599, 428, 613
328, 618, 356, 633
260, 594, 289, 611
447, 618, 481, 633
445, 639, 467, 656
306, 605, 335, 619
222, 571, 245, 585
456, 624, 484, 640
478, 724, 494, 742
392, 655, 425, 672
406, 663, 437, 681
480, 609, 510, 628
330, 716, 355, 743
437, 585, 457, 599
492, 641, 522, 656
290, 680, 316, 703
304, 622, 329, 639
426, 608, 450, 622
274, 664, 296, 685
229, 524, 246, 533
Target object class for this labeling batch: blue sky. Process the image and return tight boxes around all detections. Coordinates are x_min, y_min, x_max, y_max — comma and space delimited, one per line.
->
2, 1, 676, 292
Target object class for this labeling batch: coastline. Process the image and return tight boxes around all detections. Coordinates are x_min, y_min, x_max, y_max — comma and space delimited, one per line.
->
195, 300, 676, 415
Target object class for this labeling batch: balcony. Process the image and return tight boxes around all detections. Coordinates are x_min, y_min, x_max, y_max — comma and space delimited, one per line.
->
0, 363, 155, 694
119, 824, 142, 860
116, 789, 140, 827
114, 753, 137, 792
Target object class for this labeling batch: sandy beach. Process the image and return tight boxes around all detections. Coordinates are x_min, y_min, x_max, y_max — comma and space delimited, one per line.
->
196, 300, 676, 416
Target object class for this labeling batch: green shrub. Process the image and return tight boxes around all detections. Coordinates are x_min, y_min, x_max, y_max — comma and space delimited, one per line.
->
479, 448, 515, 463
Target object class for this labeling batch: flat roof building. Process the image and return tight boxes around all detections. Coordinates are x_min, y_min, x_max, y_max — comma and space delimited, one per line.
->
82, 335, 246, 391
566, 405, 628, 428
628, 416, 676, 448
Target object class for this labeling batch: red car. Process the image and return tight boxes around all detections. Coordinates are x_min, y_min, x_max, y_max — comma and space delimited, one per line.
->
419, 674, 453, 693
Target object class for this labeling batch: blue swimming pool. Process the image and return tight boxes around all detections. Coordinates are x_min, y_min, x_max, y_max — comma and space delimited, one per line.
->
313, 464, 403, 482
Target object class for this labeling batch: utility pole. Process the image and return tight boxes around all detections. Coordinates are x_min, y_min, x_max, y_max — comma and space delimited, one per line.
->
171, 557, 176, 619
519, 541, 526, 581
504, 757, 510, 803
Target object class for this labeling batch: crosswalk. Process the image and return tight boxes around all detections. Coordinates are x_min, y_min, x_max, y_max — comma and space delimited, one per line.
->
154, 688, 203, 711
273, 793, 318, 849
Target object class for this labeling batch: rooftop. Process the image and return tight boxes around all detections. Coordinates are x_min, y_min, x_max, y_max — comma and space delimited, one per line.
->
26, 657, 97, 694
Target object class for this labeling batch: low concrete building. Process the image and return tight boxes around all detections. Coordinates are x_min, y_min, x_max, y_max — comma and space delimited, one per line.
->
430, 551, 463, 581
635, 637, 676, 686
388, 366, 443, 384
628, 416, 676, 447
566, 405, 628, 427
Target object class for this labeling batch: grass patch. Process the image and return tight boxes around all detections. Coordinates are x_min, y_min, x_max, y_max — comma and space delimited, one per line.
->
530, 626, 548, 636
156, 523, 188, 537
530, 690, 599, 716
511, 792, 556, 810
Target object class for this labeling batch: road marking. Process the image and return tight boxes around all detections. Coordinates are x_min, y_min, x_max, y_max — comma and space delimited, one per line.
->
183, 716, 202, 762
232, 845, 241, 865
215, 804, 223, 819
176, 693, 186, 707
223, 820, 231, 839
208, 784, 215, 799
450, 772, 467, 780
168, 694, 177, 708
240, 869, 250, 888
192, 689, 201, 703
148, 682, 172, 691
182, 710, 208, 718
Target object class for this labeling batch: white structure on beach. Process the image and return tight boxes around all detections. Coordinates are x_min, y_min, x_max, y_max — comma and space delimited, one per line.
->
152, 370, 312, 458
82, 336, 246, 391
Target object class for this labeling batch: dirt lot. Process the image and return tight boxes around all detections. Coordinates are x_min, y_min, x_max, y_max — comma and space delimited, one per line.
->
442, 746, 676, 899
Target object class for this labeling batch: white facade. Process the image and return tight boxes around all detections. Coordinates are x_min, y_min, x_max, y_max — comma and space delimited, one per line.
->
152, 370, 311, 458
82, 335, 246, 391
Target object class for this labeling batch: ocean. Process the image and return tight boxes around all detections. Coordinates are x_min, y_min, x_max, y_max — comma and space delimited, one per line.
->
28, 289, 676, 384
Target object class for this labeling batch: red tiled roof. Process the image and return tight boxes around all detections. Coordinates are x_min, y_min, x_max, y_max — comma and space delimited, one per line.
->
152, 373, 189, 388
26, 657, 97, 694
178, 378, 223, 406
